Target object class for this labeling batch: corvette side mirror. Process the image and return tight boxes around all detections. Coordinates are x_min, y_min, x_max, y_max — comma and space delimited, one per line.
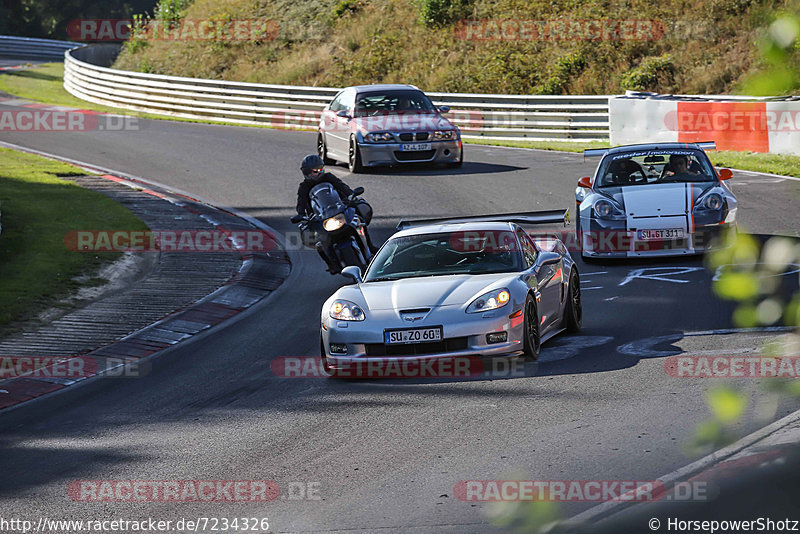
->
718, 168, 733, 180
438, 105, 450, 113
577, 176, 592, 188
538, 251, 561, 266
337, 110, 351, 119
341, 266, 362, 283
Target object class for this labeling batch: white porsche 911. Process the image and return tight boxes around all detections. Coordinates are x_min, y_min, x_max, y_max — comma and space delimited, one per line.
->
576, 142, 737, 259
319, 211, 582, 375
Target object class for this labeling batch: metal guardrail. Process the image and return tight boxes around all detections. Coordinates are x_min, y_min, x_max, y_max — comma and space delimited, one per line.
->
62, 44, 610, 142
0, 36, 78, 59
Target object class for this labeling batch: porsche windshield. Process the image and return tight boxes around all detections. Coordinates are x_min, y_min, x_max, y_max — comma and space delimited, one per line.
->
596, 149, 716, 187
364, 231, 522, 282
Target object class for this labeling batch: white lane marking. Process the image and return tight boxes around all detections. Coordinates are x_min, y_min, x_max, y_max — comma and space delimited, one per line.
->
619, 266, 704, 287
712, 263, 800, 282
728, 167, 800, 182
582, 286, 603, 290
604, 296, 619, 301
617, 326, 794, 357
581, 271, 608, 276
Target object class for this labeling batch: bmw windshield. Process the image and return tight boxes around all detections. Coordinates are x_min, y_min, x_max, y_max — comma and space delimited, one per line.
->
363, 231, 522, 282
354, 91, 438, 117
596, 149, 717, 187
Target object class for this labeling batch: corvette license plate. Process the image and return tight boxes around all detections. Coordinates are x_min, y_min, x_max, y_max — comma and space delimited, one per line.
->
637, 228, 685, 240
384, 327, 442, 344
401, 143, 431, 151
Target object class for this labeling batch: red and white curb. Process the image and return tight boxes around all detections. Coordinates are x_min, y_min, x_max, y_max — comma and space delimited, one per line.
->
0, 140, 290, 413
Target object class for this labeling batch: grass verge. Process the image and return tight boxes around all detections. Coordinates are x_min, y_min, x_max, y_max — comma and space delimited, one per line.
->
0, 147, 149, 331
3, 63, 800, 178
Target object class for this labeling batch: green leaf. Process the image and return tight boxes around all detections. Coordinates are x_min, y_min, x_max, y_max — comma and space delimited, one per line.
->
707, 386, 748, 424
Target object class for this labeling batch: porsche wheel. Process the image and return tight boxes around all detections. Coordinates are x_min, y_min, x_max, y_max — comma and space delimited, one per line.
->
522, 294, 541, 361
318, 133, 334, 165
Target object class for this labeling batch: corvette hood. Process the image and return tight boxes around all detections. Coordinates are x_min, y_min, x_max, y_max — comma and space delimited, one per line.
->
355, 274, 513, 311
621, 183, 691, 217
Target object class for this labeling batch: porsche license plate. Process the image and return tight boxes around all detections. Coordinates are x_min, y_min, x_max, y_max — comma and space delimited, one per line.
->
637, 228, 685, 240
384, 327, 442, 344
401, 143, 431, 151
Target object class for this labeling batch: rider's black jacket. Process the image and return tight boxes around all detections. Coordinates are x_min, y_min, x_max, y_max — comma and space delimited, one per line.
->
296, 173, 353, 216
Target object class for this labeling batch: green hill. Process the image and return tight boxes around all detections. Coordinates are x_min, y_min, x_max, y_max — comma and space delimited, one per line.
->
113, 0, 799, 95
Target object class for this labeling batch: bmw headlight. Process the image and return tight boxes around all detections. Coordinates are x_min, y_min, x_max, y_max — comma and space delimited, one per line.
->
366, 132, 393, 143
593, 198, 624, 220
467, 288, 511, 314
323, 213, 346, 232
434, 130, 458, 140
330, 299, 365, 321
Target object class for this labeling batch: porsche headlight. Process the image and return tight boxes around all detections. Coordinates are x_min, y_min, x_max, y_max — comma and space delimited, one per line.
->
323, 213, 346, 232
366, 132, 394, 143
593, 198, 624, 220
467, 288, 511, 314
329, 299, 365, 321
434, 130, 457, 140
700, 193, 723, 210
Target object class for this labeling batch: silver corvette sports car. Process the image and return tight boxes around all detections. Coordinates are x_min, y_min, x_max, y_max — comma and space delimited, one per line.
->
576, 142, 737, 259
319, 211, 582, 374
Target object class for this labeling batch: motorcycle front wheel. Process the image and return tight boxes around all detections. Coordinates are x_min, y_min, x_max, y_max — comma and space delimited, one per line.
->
339, 242, 367, 271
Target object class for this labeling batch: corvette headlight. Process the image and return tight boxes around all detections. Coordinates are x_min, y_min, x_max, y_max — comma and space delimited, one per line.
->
467, 288, 511, 314
593, 198, 624, 220
323, 213, 346, 232
434, 130, 457, 140
330, 299, 365, 321
366, 132, 394, 143
697, 193, 723, 210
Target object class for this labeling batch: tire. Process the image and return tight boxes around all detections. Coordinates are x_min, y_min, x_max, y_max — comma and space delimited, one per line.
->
318, 133, 334, 165
522, 294, 541, 361
447, 144, 463, 168
348, 135, 364, 173
339, 242, 366, 271
564, 269, 582, 332
320, 336, 334, 377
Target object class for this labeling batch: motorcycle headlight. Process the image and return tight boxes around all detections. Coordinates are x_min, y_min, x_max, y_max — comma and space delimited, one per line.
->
434, 130, 457, 140
330, 299, 365, 321
466, 288, 511, 314
699, 193, 723, 210
593, 199, 624, 219
366, 132, 394, 143
323, 213, 346, 232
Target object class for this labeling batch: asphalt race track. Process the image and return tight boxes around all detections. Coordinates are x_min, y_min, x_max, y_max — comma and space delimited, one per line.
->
1, 109, 800, 533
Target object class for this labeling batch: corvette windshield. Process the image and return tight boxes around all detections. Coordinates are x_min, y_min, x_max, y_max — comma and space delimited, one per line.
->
363, 231, 522, 282
596, 149, 716, 187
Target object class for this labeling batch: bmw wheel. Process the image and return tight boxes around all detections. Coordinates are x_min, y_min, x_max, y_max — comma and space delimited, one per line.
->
349, 135, 364, 173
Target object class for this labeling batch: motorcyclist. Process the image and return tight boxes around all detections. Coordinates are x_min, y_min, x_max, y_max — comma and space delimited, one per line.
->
295, 154, 376, 273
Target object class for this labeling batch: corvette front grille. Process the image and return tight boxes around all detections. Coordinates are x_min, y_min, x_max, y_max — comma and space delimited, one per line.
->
364, 337, 468, 357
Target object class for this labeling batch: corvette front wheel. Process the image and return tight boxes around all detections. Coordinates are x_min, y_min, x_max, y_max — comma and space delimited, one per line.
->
522, 295, 541, 361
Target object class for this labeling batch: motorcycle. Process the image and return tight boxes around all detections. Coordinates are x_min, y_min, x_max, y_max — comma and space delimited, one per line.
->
290, 184, 374, 273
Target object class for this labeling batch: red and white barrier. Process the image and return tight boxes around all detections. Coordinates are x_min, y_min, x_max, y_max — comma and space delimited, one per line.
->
610, 96, 800, 156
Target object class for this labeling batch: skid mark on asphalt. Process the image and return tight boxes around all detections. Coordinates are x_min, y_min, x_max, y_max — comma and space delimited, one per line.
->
618, 266, 705, 286
616, 327, 795, 358
539, 335, 614, 362
712, 262, 800, 281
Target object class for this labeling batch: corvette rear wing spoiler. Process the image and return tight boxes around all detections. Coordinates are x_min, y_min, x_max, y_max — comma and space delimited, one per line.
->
396, 209, 569, 231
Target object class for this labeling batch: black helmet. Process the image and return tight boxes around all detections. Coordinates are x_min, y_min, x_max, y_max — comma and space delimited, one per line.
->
301, 154, 325, 179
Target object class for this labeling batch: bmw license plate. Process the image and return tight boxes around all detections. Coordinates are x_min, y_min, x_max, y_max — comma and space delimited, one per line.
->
637, 228, 685, 240
401, 143, 431, 151
384, 326, 442, 344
